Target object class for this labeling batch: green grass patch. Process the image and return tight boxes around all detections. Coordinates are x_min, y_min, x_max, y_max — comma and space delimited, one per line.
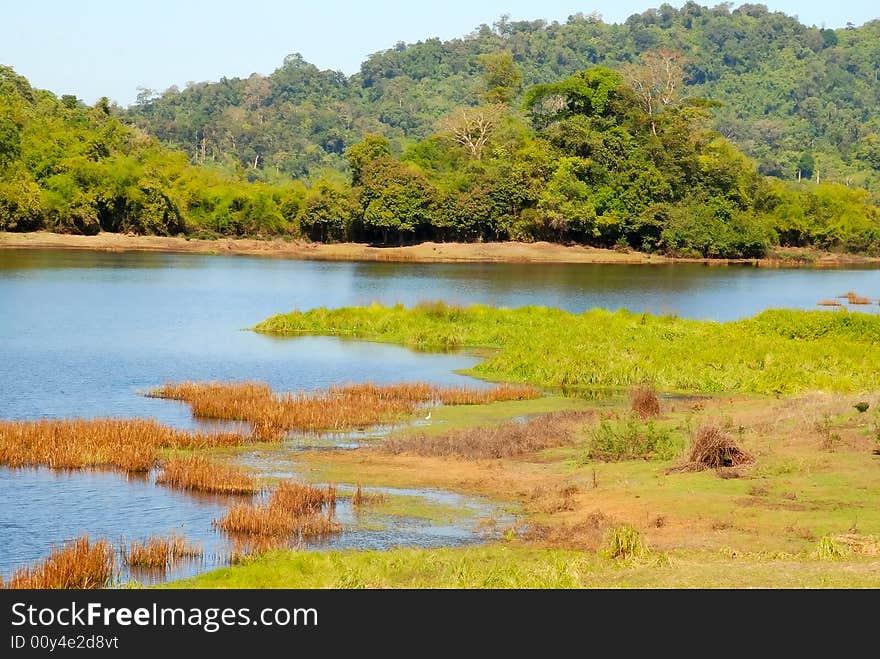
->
360, 494, 478, 525
414, 396, 593, 436
163, 544, 880, 588
255, 303, 880, 394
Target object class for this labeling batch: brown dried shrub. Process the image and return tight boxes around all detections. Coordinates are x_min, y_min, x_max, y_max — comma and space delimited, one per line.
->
382, 410, 593, 460
671, 424, 754, 472
630, 384, 661, 420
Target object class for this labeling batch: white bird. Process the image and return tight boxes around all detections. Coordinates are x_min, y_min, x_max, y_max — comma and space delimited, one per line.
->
425, 411, 432, 420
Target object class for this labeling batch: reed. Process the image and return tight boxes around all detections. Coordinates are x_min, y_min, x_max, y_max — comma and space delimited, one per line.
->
149, 380, 540, 440
216, 505, 340, 537
0, 418, 251, 473
383, 410, 593, 459
156, 455, 260, 495
214, 480, 340, 538
1, 536, 114, 589
122, 534, 203, 570
229, 535, 292, 564
270, 480, 336, 515
847, 293, 873, 305
351, 484, 388, 507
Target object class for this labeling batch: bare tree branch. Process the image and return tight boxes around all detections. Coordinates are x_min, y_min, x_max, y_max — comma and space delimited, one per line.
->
438, 105, 504, 160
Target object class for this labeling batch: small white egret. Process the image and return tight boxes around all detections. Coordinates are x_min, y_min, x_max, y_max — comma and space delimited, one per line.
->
425, 411, 432, 420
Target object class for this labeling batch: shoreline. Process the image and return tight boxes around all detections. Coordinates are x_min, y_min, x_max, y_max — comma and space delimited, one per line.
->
1, 231, 877, 267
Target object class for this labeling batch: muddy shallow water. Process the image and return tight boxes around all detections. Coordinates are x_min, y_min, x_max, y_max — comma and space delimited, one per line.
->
0, 465, 507, 585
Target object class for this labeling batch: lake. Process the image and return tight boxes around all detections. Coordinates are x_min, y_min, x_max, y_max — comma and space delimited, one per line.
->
1, 247, 879, 582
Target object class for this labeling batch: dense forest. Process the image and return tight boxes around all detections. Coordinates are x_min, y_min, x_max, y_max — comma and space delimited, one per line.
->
2, 3, 880, 257
125, 3, 880, 193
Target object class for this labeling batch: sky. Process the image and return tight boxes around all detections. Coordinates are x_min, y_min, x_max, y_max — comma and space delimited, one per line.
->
1, 1, 877, 107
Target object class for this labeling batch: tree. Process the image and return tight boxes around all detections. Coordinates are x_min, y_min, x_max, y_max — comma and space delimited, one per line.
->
437, 105, 504, 160
345, 134, 392, 185
476, 51, 523, 105
524, 67, 626, 128
622, 49, 686, 136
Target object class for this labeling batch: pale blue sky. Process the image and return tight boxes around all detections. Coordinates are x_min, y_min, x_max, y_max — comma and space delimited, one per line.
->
1, 1, 876, 106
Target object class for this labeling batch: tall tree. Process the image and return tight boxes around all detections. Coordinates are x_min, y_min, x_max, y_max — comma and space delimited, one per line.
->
622, 49, 686, 136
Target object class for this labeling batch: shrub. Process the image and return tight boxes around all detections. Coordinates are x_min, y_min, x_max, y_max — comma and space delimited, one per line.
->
630, 384, 661, 419
585, 415, 680, 462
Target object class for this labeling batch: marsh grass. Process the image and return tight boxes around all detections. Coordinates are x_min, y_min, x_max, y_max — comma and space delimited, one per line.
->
840, 291, 873, 305
123, 534, 203, 570
0, 418, 250, 472
255, 303, 880, 394
156, 455, 260, 495
383, 410, 593, 459
1, 536, 114, 589
150, 380, 540, 440
351, 484, 388, 507
215, 480, 339, 538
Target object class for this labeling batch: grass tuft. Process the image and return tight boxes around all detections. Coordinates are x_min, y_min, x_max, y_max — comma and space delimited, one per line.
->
123, 534, 203, 570
156, 455, 260, 495
214, 480, 339, 538
602, 525, 647, 560
1, 536, 114, 589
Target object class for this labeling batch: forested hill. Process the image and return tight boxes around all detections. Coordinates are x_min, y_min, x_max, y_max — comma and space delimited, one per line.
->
124, 3, 880, 193
4, 57, 880, 257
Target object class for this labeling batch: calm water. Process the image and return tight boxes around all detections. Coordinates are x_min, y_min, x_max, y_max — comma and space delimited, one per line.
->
1, 466, 500, 584
1, 247, 879, 581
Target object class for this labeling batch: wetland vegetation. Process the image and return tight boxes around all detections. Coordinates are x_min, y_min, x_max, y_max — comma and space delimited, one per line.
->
256, 302, 880, 393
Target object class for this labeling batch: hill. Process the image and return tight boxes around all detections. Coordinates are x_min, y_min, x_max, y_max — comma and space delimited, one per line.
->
123, 3, 880, 196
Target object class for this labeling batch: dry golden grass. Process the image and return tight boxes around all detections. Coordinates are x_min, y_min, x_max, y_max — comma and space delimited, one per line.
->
382, 410, 593, 459
122, 534, 203, 570
214, 480, 339, 538
150, 380, 541, 439
156, 455, 260, 495
1, 536, 114, 589
839, 291, 874, 305
0, 418, 251, 472
216, 506, 340, 537
270, 480, 337, 515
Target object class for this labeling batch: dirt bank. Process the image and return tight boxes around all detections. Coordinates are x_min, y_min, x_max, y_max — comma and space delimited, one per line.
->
1, 231, 875, 267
